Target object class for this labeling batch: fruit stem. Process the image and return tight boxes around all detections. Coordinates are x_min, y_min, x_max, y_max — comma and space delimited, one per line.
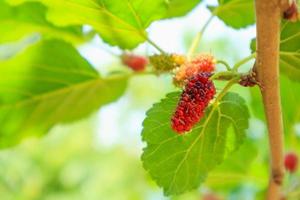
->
211, 77, 240, 109
145, 37, 167, 54
187, 14, 215, 60
232, 53, 256, 72
210, 71, 250, 82
216, 60, 232, 71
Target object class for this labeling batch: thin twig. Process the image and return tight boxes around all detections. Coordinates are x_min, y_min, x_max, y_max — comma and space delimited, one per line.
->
187, 15, 214, 60
232, 53, 256, 71
145, 37, 167, 54
216, 60, 232, 71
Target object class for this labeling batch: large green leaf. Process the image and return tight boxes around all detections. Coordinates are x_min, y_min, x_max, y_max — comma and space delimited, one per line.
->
279, 21, 300, 81
251, 21, 300, 81
208, 0, 255, 29
0, 40, 127, 148
206, 140, 258, 189
165, 0, 202, 18
7, 0, 201, 49
142, 92, 249, 195
250, 75, 300, 137
0, 1, 84, 44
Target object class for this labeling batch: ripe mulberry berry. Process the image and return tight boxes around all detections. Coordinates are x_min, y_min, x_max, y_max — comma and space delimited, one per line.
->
150, 54, 186, 73
122, 54, 148, 71
171, 72, 216, 134
174, 53, 216, 86
284, 152, 298, 173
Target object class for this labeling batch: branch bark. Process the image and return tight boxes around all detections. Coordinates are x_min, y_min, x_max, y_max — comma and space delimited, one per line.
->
255, 0, 289, 199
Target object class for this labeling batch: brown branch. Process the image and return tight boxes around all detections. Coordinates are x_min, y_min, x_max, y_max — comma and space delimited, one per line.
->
255, 0, 289, 199
279, 0, 293, 12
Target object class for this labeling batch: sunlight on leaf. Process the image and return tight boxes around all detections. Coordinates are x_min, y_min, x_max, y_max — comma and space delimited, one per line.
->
208, 0, 255, 29
0, 1, 84, 44
0, 40, 127, 148
7, 0, 202, 49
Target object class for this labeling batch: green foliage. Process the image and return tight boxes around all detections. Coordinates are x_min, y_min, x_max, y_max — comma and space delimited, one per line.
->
7, 0, 202, 49
208, 0, 255, 29
165, 0, 202, 18
142, 92, 249, 195
0, 121, 152, 200
0, 1, 85, 44
206, 140, 257, 189
251, 21, 300, 81
250, 20, 300, 137
280, 21, 300, 81
0, 40, 127, 148
250, 75, 300, 137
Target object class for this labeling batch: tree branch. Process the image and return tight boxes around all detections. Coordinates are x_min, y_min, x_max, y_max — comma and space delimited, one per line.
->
255, 0, 289, 199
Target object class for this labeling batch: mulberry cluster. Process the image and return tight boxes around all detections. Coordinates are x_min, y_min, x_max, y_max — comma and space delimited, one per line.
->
150, 54, 186, 73
174, 53, 216, 86
171, 72, 216, 134
122, 54, 148, 71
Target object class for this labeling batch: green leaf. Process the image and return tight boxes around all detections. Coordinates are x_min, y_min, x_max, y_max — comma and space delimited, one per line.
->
279, 21, 300, 81
250, 75, 300, 137
165, 0, 202, 18
208, 0, 255, 29
206, 140, 257, 189
251, 21, 300, 81
0, 1, 85, 44
0, 40, 127, 148
142, 92, 249, 195
7, 0, 201, 49
250, 38, 256, 53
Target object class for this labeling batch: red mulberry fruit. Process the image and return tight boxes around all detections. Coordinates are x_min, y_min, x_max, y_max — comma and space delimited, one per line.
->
171, 72, 216, 134
122, 54, 148, 71
174, 53, 216, 86
284, 152, 298, 173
